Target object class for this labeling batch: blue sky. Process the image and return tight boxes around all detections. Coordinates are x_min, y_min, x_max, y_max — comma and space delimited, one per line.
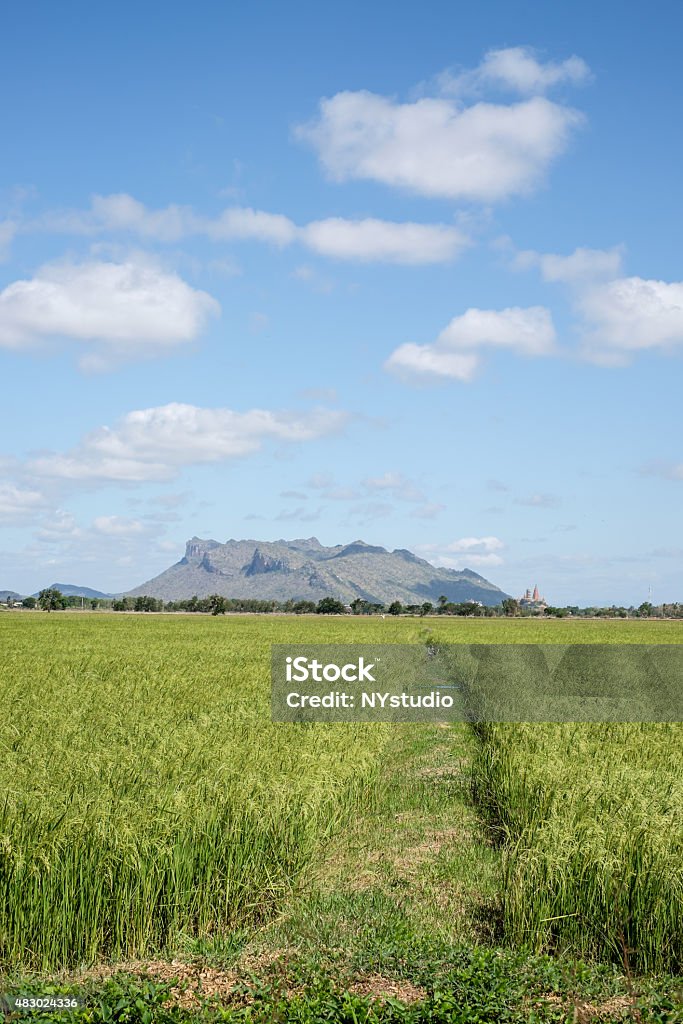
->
1, 0, 682, 604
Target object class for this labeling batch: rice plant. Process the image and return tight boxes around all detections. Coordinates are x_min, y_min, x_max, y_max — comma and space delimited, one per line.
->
0, 613, 393, 970
472, 721, 683, 972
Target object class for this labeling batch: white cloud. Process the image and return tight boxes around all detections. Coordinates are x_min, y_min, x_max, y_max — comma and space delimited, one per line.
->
386, 306, 556, 382
301, 218, 468, 264
90, 194, 198, 241
386, 344, 479, 382
297, 63, 585, 201
0, 257, 219, 368
206, 206, 297, 246
39, 195, 297, 247
442, 47, 591, 96
418, 536, 505, 569
27, 402, 349, 483
32, 194, 466, 265
36, 510, 80, 540
578, 276, 683, 362
515, 244, 624, 283
0, 483, 47, 524
443, 536, 504, 554
516, 243, 683, 364
440, 552, 504, 568
92, 515, 145, 536
363, 471, 424, 502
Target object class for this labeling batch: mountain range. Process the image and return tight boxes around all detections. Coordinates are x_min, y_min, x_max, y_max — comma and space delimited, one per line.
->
126, 537, 509, 606
33, 583, 114, 599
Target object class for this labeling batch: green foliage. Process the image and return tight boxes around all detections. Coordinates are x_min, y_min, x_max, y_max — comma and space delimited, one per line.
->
472, 721, 683, 972
2, 612, 682, 982
0, 614, 391, 970
209, 594, 226, 616
316, 597, 347, 614
37, 588, 64, 612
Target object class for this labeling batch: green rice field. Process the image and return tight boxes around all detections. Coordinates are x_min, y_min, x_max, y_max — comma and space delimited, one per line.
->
0, 611, 681, 979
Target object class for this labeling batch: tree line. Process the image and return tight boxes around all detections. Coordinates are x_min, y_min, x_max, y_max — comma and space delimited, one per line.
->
17, 589, 683, 618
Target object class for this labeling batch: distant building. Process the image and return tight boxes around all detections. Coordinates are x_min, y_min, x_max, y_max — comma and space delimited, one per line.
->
519, 584, 547, 611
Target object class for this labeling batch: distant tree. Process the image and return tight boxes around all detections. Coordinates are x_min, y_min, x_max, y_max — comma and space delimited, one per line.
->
501, 598, 519, 617
437, 595, 448, 613
350, 598, 367, 615
209, 594, 227, 616
388, 600, 403, 616
638, 602, 654, 618
22, 596, 37, 609
292, 600, 316, 614
420, 601, 433, 617
38, 588, 63, 613
90, 599, 98, 610
316, 597, 346, 615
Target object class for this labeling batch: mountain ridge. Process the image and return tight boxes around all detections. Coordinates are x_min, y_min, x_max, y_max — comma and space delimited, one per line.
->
31, 583, 114, 599
126, 536, 510, 606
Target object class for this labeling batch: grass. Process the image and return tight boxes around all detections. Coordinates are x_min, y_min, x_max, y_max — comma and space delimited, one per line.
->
1, 612, 682, 1020
472, 721, 683, 973
3, 716, 682, 1021
0, 614, 398, 970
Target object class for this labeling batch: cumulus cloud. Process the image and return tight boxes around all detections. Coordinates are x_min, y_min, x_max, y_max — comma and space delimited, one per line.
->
206, 206, 297, 246
418, 536, 505, 569
514, 244, 624, 283
441, 47, 591, 96
301, 218, 468, 264
39, 194, 297, 247
0, 257, 219, 368
297, 49, 586, 202
386, 306, 556, 382
516, 243, 683, 364
0, 483, 48, 524
89, 194, 197, 241
444, 536, 504, 553
32, 194, 468, 265
27, 402, 349, 483
384, 344, 479, 382
578, 277, 683, 363
92, 515, 145, 536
